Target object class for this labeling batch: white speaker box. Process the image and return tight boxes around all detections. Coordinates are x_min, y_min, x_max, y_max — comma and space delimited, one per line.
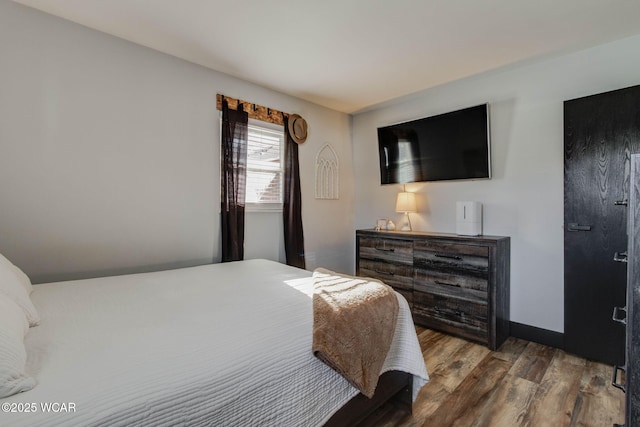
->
456, 201, 482, 236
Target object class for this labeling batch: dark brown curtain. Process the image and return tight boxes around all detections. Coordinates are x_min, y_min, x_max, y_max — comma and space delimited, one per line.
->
221, 99, 248, 262
283, 114, 306, 269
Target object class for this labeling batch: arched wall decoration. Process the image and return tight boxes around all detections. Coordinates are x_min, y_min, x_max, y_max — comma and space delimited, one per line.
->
315, 143, 339, 200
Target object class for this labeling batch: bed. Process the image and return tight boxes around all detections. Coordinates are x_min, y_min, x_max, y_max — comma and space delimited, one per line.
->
0, 259, 428, 426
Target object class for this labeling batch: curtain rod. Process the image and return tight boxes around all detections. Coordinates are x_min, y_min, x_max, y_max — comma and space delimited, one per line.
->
216, 93, 288, 126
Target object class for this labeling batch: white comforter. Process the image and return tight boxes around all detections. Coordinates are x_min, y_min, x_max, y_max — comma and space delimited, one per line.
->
0, 259, 428, 426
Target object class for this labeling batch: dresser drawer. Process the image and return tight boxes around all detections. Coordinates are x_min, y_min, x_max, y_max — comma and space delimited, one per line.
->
414, 241, 488, 278
358, 237, 413, 265
414, 240, 489, 257
415, 268, 488, 295
359, 259, 413, 291
413, 291, 488, 342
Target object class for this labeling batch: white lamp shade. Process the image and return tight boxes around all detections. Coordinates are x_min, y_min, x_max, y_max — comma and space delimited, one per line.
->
395, 192, 417, 213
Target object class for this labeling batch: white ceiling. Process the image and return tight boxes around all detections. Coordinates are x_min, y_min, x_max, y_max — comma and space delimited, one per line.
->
13, 0, 640, 113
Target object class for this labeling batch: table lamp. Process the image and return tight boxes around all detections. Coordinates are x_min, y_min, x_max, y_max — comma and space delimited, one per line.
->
395, 192, 417, 231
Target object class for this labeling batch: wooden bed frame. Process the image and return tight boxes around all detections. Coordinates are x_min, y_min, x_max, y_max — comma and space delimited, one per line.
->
324, 370, 413, 426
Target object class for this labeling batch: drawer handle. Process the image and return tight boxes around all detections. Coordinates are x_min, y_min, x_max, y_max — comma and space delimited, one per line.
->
612, 365, 626, 393
567, 223, 592, 232
433, 308, 465, 318
434, 280, 461, 288
613, 251, 628, 263
434, 253, 462, 260
376, 248, 395, 253
612, 306, 627, 325
374, 270, 395, 276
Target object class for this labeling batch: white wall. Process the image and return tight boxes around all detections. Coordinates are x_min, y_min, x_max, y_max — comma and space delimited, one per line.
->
352, 35, 640, 332
0, 1, 354, 283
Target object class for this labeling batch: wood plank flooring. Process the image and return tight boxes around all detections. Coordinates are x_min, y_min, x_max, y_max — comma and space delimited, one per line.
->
369, 327, 625, 427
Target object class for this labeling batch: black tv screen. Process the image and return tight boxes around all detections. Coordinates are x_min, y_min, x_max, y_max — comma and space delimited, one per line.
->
377, 104, 491, 184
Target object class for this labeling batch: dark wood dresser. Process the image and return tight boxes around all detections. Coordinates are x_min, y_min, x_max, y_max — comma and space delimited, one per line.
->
356, 229, 510, 350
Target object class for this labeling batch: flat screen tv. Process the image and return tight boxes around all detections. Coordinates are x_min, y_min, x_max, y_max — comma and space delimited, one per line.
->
377, 104, 490, 184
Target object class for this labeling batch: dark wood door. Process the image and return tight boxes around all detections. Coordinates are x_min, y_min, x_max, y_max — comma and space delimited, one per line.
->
564, 84, 640, 365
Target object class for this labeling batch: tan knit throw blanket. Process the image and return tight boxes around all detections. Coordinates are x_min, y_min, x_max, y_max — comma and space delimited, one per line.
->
312, 268, 399, 398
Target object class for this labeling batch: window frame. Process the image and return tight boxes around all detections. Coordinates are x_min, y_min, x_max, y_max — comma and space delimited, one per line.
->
244, 119, 285, 213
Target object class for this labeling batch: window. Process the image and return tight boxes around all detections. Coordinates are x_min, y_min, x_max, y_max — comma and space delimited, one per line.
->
245, 121, 284, 210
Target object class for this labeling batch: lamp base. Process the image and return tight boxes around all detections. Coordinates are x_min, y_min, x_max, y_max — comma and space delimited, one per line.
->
400, 212, 412, 231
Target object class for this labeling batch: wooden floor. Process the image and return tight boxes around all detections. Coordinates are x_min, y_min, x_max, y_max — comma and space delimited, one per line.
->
369, 327, 625, 427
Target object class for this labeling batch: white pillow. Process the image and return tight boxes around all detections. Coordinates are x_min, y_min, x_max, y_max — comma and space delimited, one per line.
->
0, 253, 32, 295
0, 259, 39, 327
0, 296, 36, 398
